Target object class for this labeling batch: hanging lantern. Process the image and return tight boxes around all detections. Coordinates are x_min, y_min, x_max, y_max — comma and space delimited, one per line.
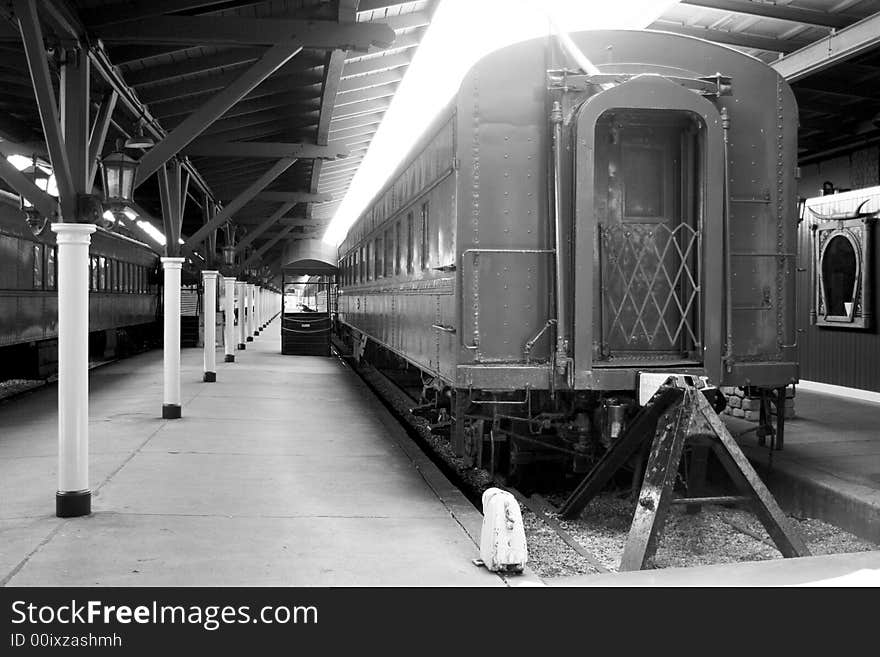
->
99, 143, 139, 229
222, 245, 236, 267
19, 156, 50, 236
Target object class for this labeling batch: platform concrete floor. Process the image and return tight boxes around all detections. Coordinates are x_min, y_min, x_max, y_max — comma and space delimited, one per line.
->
0, 319, 506, 586
724, 390, 880, 543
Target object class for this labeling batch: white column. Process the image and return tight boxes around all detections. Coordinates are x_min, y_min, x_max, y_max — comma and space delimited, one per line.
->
202, 271, 219, 382
162, 257, 185, 419
245, 283, 254, 341
52, 223, 96, 518
256, 287, 262, 333
251, 284, 258, 337
236, 280, 247, 349
223, 276, 236, 362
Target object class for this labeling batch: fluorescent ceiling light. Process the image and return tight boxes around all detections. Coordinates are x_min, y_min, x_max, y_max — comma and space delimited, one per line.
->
137, 220, 167, 246
5, 154, 31, 171
323, 0, 680, 245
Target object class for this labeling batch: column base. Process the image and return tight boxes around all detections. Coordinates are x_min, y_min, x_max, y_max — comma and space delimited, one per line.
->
237, 343, 246, 350
224, 354, 235, 363
56, 490, 91, 518
162, 403, 182, 419
203, 371, 216, 382
246, 336, 254, 342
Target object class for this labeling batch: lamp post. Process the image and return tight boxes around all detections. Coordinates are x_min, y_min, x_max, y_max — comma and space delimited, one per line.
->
98, 145, 138, 229
19, 156, 51, 235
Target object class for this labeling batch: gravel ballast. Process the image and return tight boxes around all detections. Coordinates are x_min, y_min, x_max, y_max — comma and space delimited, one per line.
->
348, 354, 879, 580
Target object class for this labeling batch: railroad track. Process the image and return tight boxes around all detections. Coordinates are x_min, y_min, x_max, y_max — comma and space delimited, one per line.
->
332, 339, 616, 573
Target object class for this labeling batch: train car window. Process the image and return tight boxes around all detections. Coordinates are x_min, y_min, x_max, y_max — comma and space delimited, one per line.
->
90, 257, 98, 291
622, 144, 664, 220
375, 237, 383, 279
111, 259, 117, 292
98, 256, 106, 291
420, 201, 429, 270
366, 242, 373, 282
32, 243, 44, 289
395, 221, 401, 275
406, 211, 414, 273
384, 228, 393, 278
359, 246, 365, 282
46, 246, 56, 289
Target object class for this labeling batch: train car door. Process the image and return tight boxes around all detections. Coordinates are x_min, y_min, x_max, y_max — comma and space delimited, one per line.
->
595, 112, 700, 364
572, 75, 725, 386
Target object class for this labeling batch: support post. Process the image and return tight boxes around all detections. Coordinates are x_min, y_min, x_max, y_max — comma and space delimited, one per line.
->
255, 287, 262, 334
223, 276, 236, 362
236, 280, 247, 349
245, 284, 254, 341
250, 284, 258, 338
202, 271, 219, 381
52, 223, 96, 518
162, 257, 185, 419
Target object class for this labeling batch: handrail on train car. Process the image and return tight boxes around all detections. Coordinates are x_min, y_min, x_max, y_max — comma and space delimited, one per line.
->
459, 248, 555, 354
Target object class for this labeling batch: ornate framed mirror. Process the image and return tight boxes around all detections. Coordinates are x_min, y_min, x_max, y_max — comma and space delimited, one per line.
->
810, 213, 875, 330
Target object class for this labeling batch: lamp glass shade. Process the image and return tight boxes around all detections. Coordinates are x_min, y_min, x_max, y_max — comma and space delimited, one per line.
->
100, 150, 139, 204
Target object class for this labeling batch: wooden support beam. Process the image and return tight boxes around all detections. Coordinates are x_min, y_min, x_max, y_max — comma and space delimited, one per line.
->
138, 56, 320, 105
326, 125, 378, 142
333, 83, 398, 106
655, 23, 811, 53
87, 91, 118, 191
14, 0, 75, 215
234, 202, 296, 253
82, 1, 234, 27
135, 42, 304, 189
328, 114, 383, 134
619, 396, 695, 571
184, 157, 297, 248
337, 69, 404, 94
331, 98, 390, 121
681, 0, 855, 29
240, 224, 297, 269
317, 50, 346, 147
125, 47, 266, 87
94, 17, 396, 50
250, 191, 333, 203
340, 53, 410, 79
184, 140, 348, 160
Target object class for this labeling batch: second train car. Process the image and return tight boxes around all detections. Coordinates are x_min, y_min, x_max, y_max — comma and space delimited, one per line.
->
336, 29, 799, 479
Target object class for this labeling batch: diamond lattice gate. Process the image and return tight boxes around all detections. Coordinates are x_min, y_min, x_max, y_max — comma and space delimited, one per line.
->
599, 221, 702, 364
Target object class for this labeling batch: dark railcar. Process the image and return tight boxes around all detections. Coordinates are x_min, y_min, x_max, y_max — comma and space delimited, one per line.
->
337, 30, 798, 475
0, 201, 160, 377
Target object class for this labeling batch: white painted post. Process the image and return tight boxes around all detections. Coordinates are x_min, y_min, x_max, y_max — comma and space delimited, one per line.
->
202, 271, 219, 381
236, 280, 247, 350
223, 276, 236, 362
256, 287, 262, 333
244, 283, 253, 342
162, 257, 185, 419
52, 223, 96, 518
250, 284, 257, 338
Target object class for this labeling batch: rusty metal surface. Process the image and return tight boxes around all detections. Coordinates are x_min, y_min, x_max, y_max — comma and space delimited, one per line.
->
341, 29, 800, 393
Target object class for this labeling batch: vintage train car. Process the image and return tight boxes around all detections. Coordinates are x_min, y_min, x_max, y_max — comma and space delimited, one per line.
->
336, 29, 799, 476
0, 201, 160, 378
